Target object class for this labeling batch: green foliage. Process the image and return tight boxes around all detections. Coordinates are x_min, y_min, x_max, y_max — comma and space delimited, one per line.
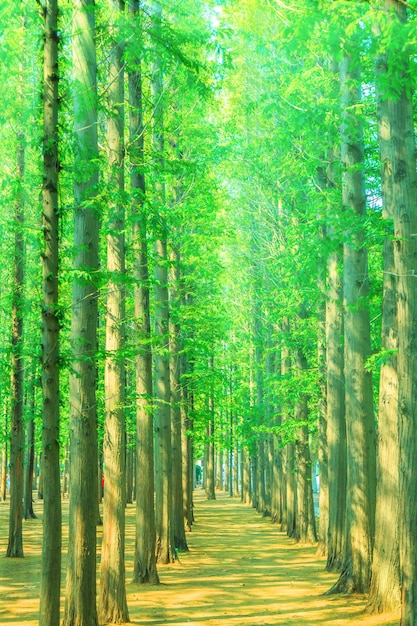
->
0, 0, 407, 471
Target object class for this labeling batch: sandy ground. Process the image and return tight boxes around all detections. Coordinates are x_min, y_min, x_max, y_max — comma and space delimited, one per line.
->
0, 489, 400, 625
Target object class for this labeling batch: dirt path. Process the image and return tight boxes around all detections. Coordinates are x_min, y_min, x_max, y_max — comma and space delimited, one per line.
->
0, 490, 400, 625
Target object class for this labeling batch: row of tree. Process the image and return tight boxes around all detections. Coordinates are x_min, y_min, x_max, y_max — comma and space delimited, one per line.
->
1, 0, 417, 625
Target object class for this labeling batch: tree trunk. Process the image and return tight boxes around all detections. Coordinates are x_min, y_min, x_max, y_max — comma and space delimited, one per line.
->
62, 444, 69, 499
1, 432, 7, 502
128, 0, 159, 585
63, 1, 99, 623
23, 403, 36, 520
170, 250, 188, 551
294, 349, 317, 544
99, 1, 129, 620
216, 447, 224, 491
367, 21, 402, 612
241, 448, 251, 505
256, 439, 267, 514
325, 245, 346, 572
376, 3, 417, 623
330, 52, 376, 595
205, 399, 216, 501
39, 4, 61, 621
181, 367, 194, 530
233, 439, 240, 499
280, 321, 295, 537
7, 126, 25, 560
316, 230, 328, 556
151, 0, 174, 565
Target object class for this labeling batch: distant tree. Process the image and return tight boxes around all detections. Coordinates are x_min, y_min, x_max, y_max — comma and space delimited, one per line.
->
169, 247, 188, 550
293, 344, 317, 544
205, 357, 216, 501
23, 370, 37, 520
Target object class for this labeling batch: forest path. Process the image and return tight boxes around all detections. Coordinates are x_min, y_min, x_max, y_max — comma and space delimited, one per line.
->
0, 490, 400, 625
125, 489, 399, 626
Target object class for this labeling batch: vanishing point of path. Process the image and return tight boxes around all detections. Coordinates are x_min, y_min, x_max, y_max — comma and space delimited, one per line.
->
0, 491, 401, 625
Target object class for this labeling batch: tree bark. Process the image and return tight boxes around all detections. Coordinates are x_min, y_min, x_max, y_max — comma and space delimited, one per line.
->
1, 431, 7, 502
367, 18, 402, 611
99, 1, 129, 621
316, 224, 328, 556
329, 52, 376, 595
150, 0, 174, 566
63, 1, 99, 623
7, 128, 25, 559
39, 3, 61, 621
128, 0, 159, 585
375, 3, 417, 623
23, 398, 36, 520
294, 349, 317, 544
325, 245, 346, 572
205, 375, 216, 501
170, 250, 188, 551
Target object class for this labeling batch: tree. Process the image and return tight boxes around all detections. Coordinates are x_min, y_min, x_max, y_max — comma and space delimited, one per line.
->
330, 47, 376, 595
325, 241, 346, 572
39, 0, 62, 622
128, 0, 159, 585
378, 1, 417, 623
6, 17, 26, 557
205, 357, 216, 501
169, 247, 189, 549
151, 0, 174, 564
99, 0, 130, 621
367, 2, 402, 612
293, 342, 317, 544
63, 0, 100, 623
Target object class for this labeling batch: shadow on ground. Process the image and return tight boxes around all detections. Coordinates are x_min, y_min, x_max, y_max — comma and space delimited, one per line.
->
0, 489, 400, 626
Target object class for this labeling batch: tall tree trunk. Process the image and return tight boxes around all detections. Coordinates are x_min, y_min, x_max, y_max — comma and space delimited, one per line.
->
281, 320, 295, 537
37, 6, 62, 607
38, 135, 61, 604
63, 1, 99, 623
270, 349, 285, 526
367, 18, 402, 611
181, 350, 194, 530
23, 384, 36, 521
7, 128, 25, 559
151, 0, 174, 565
39, 8, 61, 621
205, 378, 216, 501
1, 428, 7, 502
128, 0, 159, 585
233, 437, 240, 498
216, 446, 224, 491
169, 250, 188, 551
241, 447, 251, 505
294, 349, 317, 544
316, 225, 328, 556
375, 3, 417, 623
330, 52, 376, 595
99, 1, 129, 621
325, 245, 346, 572
181, 368, 193, 530
154, 231, 173, 561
